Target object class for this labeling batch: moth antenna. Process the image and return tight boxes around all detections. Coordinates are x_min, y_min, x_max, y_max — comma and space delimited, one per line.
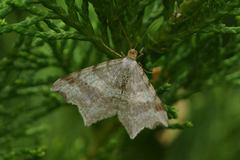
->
116, 16, 132, 49
100, 38, 123, 58
134, 21, 160, 49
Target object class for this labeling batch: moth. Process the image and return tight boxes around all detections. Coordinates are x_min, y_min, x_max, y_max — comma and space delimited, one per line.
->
51, 20, 168, 139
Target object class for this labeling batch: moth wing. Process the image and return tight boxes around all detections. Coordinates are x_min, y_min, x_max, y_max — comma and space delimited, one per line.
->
117, 63, 168, 139
51, 59, 123, 126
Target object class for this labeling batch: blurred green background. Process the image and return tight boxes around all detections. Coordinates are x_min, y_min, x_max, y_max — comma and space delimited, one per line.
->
1, 0, 240, 160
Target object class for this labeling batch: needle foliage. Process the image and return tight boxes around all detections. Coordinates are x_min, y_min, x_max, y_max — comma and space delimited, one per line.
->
0, 0, 240, 159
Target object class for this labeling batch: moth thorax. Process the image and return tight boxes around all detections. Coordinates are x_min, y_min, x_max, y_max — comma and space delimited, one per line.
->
127, 49, 138, 60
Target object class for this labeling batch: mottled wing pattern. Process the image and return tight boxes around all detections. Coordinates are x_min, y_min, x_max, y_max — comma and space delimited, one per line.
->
117, 63, 168, 139
51, 59, 123, 126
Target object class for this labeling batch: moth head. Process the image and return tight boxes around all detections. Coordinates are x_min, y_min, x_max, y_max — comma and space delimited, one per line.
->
127, 49, 138, 60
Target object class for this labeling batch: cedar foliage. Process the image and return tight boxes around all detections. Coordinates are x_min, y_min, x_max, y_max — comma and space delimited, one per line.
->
0, 0, 240, 159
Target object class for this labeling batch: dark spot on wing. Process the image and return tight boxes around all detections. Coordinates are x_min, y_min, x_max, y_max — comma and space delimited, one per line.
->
92, 64, 98, 71
76, 79, 104, 104
155, 102, 164, 111
106, 61, 110, 68
61, 74, 75, 84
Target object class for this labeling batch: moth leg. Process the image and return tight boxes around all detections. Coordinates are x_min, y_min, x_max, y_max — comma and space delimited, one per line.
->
136, 47, 144, 59
138, 62, 153, 74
